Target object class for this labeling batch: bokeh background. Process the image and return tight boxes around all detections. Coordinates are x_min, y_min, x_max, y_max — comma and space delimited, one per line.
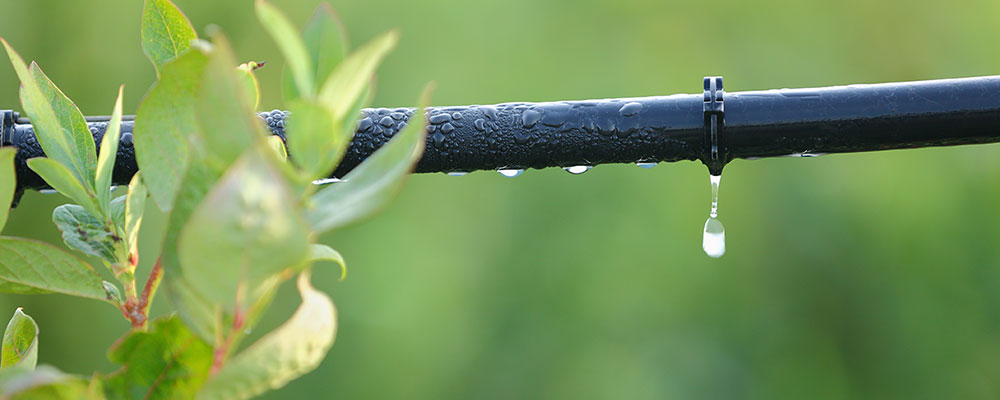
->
2, 0, 1000, 398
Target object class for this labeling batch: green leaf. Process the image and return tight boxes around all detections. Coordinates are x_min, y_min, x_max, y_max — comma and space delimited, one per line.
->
2, 40, 96, 188
26, 158, 99, 216
101, 315, 211, 400
283, 3, 349, 102
160, 163, 221, 342
134, 48, 208, 211
1, 308, 38, 371
318, 30, 398, 120
264, 136, 287, 162
0, 237, 108, 301
285, 99, 343, 180
197, 271, 336, 400
178, 151, 309, 311
306, 244, 346, 281
256, 0, 314, 98
95, 86, 125, 214
235, 62, 263, 111
52, 204, 123, 264
0, 365, 91, 399
307, 84, 431, 233
0, 148, 16, 232
141, 0, 197, 75
124, 173, 147, 257
193, 33, 265, 170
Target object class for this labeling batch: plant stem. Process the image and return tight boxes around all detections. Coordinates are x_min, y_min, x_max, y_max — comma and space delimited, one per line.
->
138, 258, 164, 321
210, 309, 245, 376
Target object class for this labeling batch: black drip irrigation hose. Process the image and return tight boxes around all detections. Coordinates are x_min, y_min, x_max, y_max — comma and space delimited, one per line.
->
2, 75, 999, 195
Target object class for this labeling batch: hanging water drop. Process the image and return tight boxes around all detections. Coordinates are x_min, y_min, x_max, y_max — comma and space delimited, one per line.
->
563, 165, 592, 175
448, 171, 469, 177
636, 162, 657, 169
498, 169, 524, 178
702, 174, 726, 258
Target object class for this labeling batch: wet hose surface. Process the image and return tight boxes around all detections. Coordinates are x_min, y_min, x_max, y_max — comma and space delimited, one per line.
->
3, 75, 1000, 192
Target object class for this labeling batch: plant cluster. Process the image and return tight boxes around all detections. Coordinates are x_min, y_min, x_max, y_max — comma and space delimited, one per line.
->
0, 0, 428, 398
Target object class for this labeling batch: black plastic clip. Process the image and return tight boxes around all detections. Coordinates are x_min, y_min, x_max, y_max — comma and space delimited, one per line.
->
0, 110, 16, 147
703, 76, 725, 175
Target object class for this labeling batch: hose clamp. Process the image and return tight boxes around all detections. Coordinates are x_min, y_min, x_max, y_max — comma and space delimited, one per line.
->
703, 76, 725, 174
0, 110, 16, 147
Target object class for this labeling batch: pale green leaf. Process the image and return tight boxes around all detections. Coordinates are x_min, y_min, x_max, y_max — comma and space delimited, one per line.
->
283, 3, 349, 102
134, 48, 208, 211
95, 86, 125, 213
307, 84, 431, 232
0, 365, 90, 399
265, 136, 287, 162
318, 31, 398, 120
101, 315, 212, 399
0, 237, 108, 301
3, 40, 95, 187
256, 0, 314, 98
26, 158, 99, 216
52, 204, 123, 264
235, 62, 263, 111
141, 0, 197, 75
285, 99, 343, 180
178, 151, 309, 310
160, 163, 221, 342
0, 148, 16, 232
1, 308, 38, 370
197, 271, 336, 400
124, 173, 147, 256
193, 33, 265, 170
306, 244, 346, 281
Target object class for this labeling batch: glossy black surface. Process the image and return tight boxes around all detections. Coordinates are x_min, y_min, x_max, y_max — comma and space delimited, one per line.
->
3, 76, 999, 194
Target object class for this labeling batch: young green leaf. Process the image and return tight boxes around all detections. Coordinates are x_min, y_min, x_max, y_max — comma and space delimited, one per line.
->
0, 148, 16, 232
0, 237, 108, 302
0, 365, 90, 398
198, 271, 336, 400
236, 62, 263, 110
193, 33, 265, 170
124, 172, 147, 255
285, 99, 343, 180
26, 157, 99, 216
306, 243, 347, 281
307, 84, 432, 233
160, 162, 222, 342
52, 204, 124, 263
3, 40, 95, 187
318, 30, 398, 120
1, 308, 38, 371
178, 151, 309, 311
256, 0, 315, 98
265, 136, 288, 162
134, 48, 208, 211
283, 3, 349, 102
101, 315, 212, 399
141, 0, 198, 75
95, 86, 125, 213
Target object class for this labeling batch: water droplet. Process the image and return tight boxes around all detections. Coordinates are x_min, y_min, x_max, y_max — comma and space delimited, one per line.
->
498, 169, 524, 178
432, 132, 446, 146
429, 114, 451, 124
636, 161, 657, 169
482, 106, 498, 120
379, 116, 394, 127
474, 119, 487, 132
451, 112, 463, 120
702, 174, 725, 258
38, 189, 58, 194
619, 102, 643, 116
521, 109, 541, 128
448, 171, 469, 177
440, 123, 455, 134
563, 165, 591, 175
312, 178, 344, 185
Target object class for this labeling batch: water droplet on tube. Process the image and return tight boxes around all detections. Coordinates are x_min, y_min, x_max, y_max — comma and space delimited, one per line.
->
702, 174, 726, 258
498, 169, 524, 178
563, 165, 592, 175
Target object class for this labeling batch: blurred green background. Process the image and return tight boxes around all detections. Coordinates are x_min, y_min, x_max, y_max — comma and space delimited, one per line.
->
2, 0, 1000, 398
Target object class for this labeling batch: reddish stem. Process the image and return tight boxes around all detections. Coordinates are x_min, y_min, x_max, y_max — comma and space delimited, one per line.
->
138, 259, 164, 316
210, 310, 245, 376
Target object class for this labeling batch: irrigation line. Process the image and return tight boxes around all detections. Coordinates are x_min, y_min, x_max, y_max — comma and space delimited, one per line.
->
2, 75, 999, 194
